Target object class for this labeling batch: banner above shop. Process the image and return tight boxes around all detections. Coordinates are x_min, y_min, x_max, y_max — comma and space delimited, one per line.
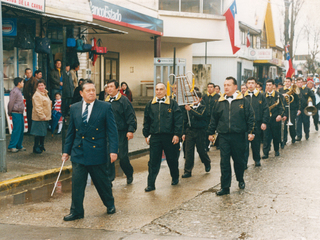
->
2, 18, 17, 36
1, 0, 45, 12
90, 0, 163, 36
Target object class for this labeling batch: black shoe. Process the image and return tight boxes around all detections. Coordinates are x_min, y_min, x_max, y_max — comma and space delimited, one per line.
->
107, 206, 116, 214
296, 136, 302, 141
171, 178, 179, 185
275, 151, 280, 156
182, 172, 191, 178
127, 176, 133, 184
316, 125, 318, 131
292, 139, 296, 144
262, 155, 268, 159
239, 181, 245, 189
33, 147, 42, 154
281, 142, 285, 149
145, 186, 155, 192
39, 145, 46, 152
306, 133, 309, 140
255, 161, 261, 167
216, 188, 230, 196
205, 164, 211, 172
63, 213, 84, 221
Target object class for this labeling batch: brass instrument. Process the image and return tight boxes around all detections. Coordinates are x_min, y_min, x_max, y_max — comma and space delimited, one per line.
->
269, 96, 279, 117
284, 84, 299, 126
304, 97, 317, 116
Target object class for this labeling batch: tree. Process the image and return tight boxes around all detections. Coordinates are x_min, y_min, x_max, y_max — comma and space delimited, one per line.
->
303, 23, 320, 74
283, 0, 305, 58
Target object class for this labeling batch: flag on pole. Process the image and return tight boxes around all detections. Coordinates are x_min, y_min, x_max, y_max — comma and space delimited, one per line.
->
246, 30, 251, 48
285, 44, 295, 78
224, 0, 240, 54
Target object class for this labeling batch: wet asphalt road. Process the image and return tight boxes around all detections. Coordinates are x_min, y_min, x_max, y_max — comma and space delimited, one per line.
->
1, 125, 320, 239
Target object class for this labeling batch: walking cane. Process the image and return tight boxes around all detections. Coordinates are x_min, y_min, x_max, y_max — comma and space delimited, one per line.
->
51, 159, 66, 196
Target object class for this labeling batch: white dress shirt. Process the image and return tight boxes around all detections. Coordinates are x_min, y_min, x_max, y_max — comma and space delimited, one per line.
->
82, 100, 95, 122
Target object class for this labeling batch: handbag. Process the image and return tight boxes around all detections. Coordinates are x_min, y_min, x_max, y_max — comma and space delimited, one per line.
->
76, 37, 84, 51
91, 38, 107, 55
67, 38, 76, 47
35, 37, 51, 54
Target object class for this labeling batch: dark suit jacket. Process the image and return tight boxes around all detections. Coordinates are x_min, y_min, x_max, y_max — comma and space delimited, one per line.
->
64, 100, 118, 166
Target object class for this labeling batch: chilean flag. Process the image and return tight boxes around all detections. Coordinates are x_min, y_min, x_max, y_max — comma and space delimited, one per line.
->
246, 30, 251, 48
285, 44, 295, 78
224, 0, 240, 54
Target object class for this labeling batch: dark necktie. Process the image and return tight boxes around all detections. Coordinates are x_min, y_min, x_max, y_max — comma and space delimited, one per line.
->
157, 97, 165, 102
248, 91, 254, 94
110, 96, 116, 102
82, 103, 90, 124
226, 96, 233, 99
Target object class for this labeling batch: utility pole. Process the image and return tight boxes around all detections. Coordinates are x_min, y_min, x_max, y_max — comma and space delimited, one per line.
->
0, 1, 7, 172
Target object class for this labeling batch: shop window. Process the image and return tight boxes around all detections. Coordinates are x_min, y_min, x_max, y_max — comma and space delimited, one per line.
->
181, 0, 199, 13
203, 0, 222, 15
47, 25, 63, 42
159, 0, 179, 11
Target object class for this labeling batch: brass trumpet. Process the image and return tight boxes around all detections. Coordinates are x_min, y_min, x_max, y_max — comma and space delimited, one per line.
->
269, 96, 279, 117
304, 97, 317, 116
284, 84, 299, 126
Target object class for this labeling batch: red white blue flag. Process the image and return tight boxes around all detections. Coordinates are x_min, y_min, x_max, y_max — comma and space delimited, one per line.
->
246, 30, 251, 48
224, 0, 240, 54
285, 44, 295, 78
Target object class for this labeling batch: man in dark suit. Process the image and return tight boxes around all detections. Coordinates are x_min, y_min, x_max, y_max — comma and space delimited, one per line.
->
208, 77, 255, 196
62, 79, 118, 221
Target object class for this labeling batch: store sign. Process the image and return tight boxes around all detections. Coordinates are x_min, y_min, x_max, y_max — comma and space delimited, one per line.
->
250, 49, 272, 60
1, 0, 45, 12
2, 18, 17, 36
90, 0, 163, 35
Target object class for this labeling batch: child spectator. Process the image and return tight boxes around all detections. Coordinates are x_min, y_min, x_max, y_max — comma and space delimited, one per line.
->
53, 92, 63, 134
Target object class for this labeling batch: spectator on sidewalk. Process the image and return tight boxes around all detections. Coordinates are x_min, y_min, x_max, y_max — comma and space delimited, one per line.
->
70, 63, 79, 90
72, 78, 84, 104
50, 59, 62, 100
34, 70, 42, 82
7, 77, 26, 153
23, 68, 37, 134
62, 63, 74, 115
53, 92, 63, 134
120, 82, 133, 102
30, 80, 52, 154
99, 84, 108, 100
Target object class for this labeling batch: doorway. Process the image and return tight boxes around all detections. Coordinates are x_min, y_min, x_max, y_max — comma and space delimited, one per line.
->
104, 52, 119, 85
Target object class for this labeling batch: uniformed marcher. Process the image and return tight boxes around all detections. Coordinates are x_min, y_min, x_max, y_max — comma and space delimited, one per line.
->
143, 83, 183, 192
202, 83, 219, 151
208, 77, 255, 196
262, 79, 286, 158
306, 79, 319, 131
105, 79, 137, 184
181, 91, 211, 178
244, 77, 269, 167
62, 79, 118, 221
279, 77, 301, 146
296, 77, 315, 140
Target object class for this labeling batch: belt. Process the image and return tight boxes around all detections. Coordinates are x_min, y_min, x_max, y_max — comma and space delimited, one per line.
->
11, 111, 22, 113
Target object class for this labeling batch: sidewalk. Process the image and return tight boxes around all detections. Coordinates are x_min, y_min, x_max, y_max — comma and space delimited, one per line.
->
0, 111, 147, 183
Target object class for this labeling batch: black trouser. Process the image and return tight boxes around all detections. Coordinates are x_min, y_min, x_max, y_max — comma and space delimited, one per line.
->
244, 122, 262, 166
312, 111, 318, 129
219, 133, 246, 189
283, 109, 297, 142
26, 99, 32, 133
184, 128, 211, 173
263, 121, 281, 155
147, 134, 180, 187
296, 111, 310, 138
70, 162, 114, 216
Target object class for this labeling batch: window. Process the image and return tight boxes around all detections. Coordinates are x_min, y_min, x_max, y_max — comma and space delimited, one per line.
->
159, 0, 179, 11
159, 0, 222, 15
181, 0, 199, 13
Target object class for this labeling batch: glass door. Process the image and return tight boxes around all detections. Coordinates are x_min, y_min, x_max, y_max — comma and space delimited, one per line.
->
104, 52, 119, 85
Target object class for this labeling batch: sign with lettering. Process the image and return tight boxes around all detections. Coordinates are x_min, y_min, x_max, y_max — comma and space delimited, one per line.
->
90, 0, 163, 35
2, 18, 17, 36
2, 0, 45, 12
250, 49, 272, 60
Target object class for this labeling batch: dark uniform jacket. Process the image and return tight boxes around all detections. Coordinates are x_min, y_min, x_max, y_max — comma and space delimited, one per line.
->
279, 86, 301, 111
207, 91, 255, 135
23, 76, 38, 100
300, 86, 315, 109
182, 103, 207, 134
202, 92, 220, 119
244, 89, 270, 125
265, 90, 286, 122
50, 68, 61, 90
105, 93, 137, 133
143, 96, 182, 137
64, 100, 119, 166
